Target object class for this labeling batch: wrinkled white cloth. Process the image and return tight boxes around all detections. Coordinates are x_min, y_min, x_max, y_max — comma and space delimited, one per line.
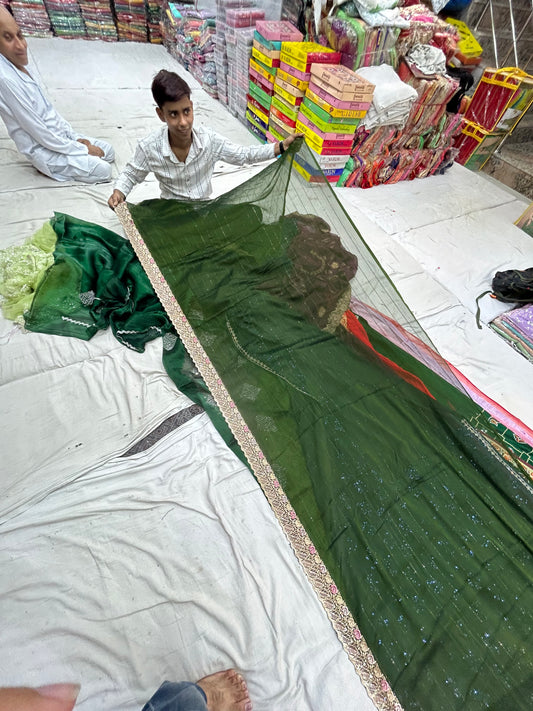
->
407, 43, 447, 75
114, 124, 276, 200
357, 64, 418, 128
0, 54, 114, 181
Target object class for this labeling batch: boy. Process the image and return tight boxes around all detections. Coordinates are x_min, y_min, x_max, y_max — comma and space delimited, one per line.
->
108, 70, 298, 208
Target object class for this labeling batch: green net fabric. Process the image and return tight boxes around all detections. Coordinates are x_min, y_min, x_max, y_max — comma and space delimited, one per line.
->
123, 143, 533, 711
6, 141, 532, 710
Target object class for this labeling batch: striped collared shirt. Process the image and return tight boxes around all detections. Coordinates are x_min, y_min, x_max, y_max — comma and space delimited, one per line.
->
115, 124, 276, 200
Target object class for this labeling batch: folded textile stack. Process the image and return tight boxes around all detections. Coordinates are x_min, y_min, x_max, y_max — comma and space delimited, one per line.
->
113, 0, 147, 41
491, 305, 533, 363
294, 63, 373, 184
79, 0, 117, 41
11, 0, 52, 36
454, 67, 533, 170
269, 41, 341, 149
215, 0, 263, 107
44, 0, 86, 38
227, 25, 256, 121
398, 49, 459, 138
396, 4, 458, 59
161, 1, 178, 50
146, 0, 163, 43
188, 15, 218, 99
356, 63, 417, 130
322, 9, 400, 71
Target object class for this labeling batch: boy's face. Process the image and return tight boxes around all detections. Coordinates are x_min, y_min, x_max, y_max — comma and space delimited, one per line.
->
157, 96, 194, 144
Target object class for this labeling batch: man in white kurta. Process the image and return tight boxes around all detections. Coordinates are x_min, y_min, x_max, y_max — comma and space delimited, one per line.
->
0, 8, 114, 183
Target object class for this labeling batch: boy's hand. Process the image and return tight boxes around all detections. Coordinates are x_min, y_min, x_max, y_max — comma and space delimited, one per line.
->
108, 189, 125, 209
77, 139, 105, 158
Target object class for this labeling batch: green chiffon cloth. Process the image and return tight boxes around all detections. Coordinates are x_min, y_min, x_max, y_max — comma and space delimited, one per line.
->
125, 156, 533, 710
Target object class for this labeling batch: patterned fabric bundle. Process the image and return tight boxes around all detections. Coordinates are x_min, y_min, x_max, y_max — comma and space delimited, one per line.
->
10, 0, 52, 37
78, 0, 117, 41
491, 304, 533, 363
113, 0, 147, 42
43, 0, 87, 38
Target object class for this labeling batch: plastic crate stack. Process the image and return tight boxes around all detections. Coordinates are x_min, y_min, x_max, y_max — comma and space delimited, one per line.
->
44, 0, 87, 38
295, 62, 373, 185
79, 0, 117, 40
113, 0, 147, 42
146, 0, 163, 43
11, 0, 52, 37
453, 68, 533, 171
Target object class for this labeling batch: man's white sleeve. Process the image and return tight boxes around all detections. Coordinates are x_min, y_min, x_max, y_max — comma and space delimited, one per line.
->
114, 144, 151, 197
0, 79, 87, 155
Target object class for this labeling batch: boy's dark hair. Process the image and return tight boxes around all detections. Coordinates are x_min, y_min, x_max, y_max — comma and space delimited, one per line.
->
151, 70, 191, 108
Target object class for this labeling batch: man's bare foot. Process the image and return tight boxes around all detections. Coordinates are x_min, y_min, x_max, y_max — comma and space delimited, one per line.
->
196, 670, 252, 711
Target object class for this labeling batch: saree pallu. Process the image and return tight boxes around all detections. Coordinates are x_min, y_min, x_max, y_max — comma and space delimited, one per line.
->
114, 145, 533, 711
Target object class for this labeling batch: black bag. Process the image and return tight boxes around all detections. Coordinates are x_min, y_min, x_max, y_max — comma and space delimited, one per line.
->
476, 267, 533, 328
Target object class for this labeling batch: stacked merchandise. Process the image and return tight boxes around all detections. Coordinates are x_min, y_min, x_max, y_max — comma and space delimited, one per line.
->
161, 1, 179, 51
79, 0, 117, 41
396, 4, 458, 60
446, 16, 483, 68
454, 68, 533, 170
338, 62, 463, 188
295, 63, 373, 185
11, 0, 52, 37
215, 0, 263, 107
44, 0, 87, 38
322, 9, 401, 71
146, 0, 163, 43
247, 21, 299, 141
226, 18, 261, 120
246, 21, 302, 141
491, 305, 533, 363
269, 41, 341, 163
113, 0, 148, 42
188, 14, 218, 99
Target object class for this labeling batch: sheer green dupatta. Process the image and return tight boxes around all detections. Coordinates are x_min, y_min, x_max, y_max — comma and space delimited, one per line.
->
117, 145, 533, 711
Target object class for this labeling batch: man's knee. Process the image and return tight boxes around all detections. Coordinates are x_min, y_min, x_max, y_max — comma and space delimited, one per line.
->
82, 157, 112, 184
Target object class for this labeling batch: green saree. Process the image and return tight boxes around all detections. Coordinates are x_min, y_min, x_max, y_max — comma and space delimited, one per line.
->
116, 145, 532, 711
13, 142, 533, 710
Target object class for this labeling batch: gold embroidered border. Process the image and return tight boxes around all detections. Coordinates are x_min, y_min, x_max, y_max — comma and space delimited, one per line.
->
116, 202, 403, 711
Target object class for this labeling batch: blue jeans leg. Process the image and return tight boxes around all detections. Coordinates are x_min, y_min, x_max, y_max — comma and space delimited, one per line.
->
141, 681, 208, 711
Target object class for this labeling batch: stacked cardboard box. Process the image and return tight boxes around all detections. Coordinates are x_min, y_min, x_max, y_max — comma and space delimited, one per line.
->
295, 62, 373, 184
247, 21, 302, 142
266, 41, 340, 159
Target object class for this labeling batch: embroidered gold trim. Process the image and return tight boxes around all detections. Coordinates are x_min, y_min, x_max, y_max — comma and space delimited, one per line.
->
116, 202, 403, 711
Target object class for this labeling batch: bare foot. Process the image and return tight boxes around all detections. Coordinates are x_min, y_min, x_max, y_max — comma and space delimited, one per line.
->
196, 670, 252, 711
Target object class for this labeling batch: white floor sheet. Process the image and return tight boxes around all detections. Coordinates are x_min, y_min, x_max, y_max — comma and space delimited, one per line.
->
1, 38, 532, 711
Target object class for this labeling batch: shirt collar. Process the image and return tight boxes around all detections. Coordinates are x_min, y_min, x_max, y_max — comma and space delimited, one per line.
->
0, 53, 36, 83
161, 125, 200, 164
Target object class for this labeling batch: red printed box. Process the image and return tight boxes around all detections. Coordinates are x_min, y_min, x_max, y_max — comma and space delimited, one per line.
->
255, 20, 302, 42
280, 42, 340, 74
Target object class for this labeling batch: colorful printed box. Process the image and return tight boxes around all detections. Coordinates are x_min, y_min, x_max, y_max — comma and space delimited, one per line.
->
308, 144, 351, 169
280, 42, 340, 74
249, 70, 275, 96
254, 31, 281, 52
248, 81, 272, 111
252, 44, 280, 69
255, 20, 302, 43
249, 58, 277, 84
271, 94, 300, 123
307, 82, 371, 112
299, 102, 358, 134
276, 66, 309, 92
270, 104, 297, 129
247, 97, 269, 126
296, 118, 354, 153
310, 64, 374, 100
273, 82, 304, 107
279, 61, 310, 83
270, 112, 296, 136
302, 97, 361, 125
275, 76, 305, 99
